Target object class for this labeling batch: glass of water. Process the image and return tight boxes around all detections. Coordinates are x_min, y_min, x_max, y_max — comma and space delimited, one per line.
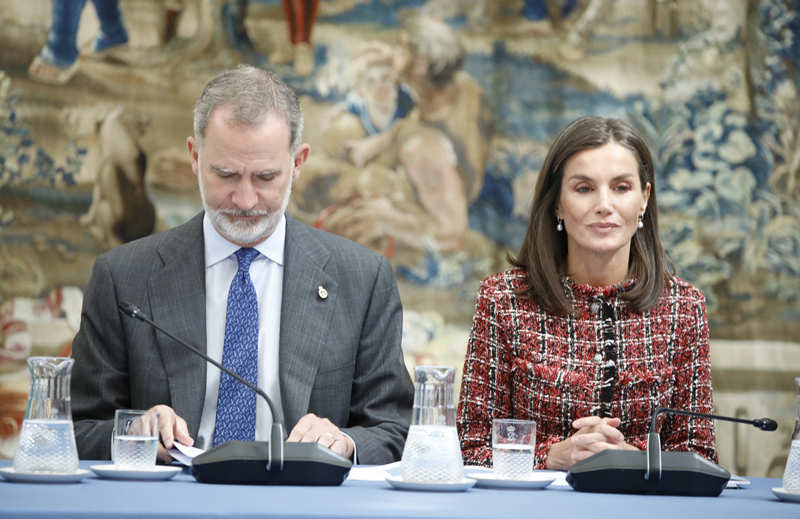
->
112, 409, 159, 469
492, 418, 536, 479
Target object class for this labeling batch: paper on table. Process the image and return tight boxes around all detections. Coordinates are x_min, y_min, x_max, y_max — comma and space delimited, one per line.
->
726, 475, 750, 489
549, 471, 570, 487
168, 443, 205, 466
346, 461, 401, 481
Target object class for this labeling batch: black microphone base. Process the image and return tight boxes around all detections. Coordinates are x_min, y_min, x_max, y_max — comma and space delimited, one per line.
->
191, 441, 352, 485
566, 450, 730, 496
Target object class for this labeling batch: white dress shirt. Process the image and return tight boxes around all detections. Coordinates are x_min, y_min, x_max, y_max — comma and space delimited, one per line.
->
196, 214, 286, 450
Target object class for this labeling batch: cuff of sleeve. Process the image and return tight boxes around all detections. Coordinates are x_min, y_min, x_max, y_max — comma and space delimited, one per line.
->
341, 431, 357, 463
535, 436, 563, 469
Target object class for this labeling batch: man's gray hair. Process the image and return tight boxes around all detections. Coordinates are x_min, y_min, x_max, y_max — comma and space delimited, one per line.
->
193, 65, 304, 153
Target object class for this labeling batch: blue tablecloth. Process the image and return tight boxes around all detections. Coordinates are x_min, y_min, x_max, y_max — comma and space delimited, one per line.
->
0, 461, 796, 518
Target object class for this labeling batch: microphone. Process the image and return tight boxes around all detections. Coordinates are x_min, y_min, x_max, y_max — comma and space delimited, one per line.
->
118, 301, 352, 485
648, 407, 777, 433
566, 407, 778, 496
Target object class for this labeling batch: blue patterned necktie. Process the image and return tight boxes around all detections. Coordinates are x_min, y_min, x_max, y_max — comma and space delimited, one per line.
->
213, 247, 260, 445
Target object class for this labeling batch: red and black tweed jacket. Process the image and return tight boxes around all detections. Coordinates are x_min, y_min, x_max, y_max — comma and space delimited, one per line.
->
457, 268, 717, 469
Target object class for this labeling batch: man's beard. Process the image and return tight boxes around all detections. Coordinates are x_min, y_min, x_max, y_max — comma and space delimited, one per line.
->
199, 174, 293, 246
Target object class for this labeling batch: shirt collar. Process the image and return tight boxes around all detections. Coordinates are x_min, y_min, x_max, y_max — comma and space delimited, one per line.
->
203, 212, 286, 268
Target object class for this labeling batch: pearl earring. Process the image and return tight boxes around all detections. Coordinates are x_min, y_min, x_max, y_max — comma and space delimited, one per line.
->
556, 219, 564, 232
637, 215, 644, 229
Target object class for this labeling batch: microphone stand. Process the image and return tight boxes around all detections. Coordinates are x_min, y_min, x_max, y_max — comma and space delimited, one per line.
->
645, 407, 778, 481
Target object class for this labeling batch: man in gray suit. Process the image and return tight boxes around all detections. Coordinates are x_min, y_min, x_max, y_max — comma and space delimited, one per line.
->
71, 65, 414, 465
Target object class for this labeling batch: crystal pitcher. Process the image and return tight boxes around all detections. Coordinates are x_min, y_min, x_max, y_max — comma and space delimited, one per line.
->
13, 357, 79, 473
400, 366, 464, 482
781, 377, 800, 492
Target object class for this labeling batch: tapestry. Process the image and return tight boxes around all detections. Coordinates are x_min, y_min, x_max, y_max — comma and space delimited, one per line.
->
0, 0, 798, 474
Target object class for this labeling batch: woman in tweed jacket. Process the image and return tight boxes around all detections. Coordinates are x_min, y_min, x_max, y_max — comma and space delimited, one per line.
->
457, 116, 717, 470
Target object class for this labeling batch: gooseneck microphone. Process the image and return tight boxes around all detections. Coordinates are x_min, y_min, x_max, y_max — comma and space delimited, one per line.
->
118, 301, 352, 485
644, 407, 778, 482
566, 406, 778, 496
648, 407, 777, 434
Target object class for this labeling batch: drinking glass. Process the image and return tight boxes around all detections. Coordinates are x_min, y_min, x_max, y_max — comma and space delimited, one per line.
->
492, 418, 536, 479
112, 409, 159, 469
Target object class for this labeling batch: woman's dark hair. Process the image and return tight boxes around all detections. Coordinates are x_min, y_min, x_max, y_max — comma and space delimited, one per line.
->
509, 116, 668, 315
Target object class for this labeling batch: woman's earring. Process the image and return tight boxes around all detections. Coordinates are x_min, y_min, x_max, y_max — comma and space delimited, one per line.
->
638, 215, 644, 229
556, 219, 564, 232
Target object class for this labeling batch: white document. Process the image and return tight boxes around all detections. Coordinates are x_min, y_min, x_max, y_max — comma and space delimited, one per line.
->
548, 470, 570, 487
346, 461, 401, 481
168, 443, 206, 466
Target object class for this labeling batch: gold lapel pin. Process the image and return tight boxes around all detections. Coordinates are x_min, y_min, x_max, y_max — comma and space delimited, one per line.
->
317, 285, 328, 300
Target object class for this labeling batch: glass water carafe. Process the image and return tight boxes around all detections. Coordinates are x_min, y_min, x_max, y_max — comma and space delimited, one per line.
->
400, 366, 464, 483
13, 357, 79, 473
782, 377, 800, 492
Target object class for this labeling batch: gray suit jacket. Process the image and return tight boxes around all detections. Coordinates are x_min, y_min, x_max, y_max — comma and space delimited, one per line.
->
71, 213, 413, 464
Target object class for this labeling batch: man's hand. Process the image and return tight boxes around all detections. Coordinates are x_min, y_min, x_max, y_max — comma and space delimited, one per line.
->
287, 413, 355, 460
545, 416, 638, 470
147, 404, 194, 462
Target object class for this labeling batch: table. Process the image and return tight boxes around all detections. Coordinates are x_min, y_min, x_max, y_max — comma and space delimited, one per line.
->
0, 461, 796, 518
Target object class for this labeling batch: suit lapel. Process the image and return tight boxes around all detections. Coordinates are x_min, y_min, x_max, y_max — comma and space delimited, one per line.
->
148, 213, 207, 437
279, 216, 337, 428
